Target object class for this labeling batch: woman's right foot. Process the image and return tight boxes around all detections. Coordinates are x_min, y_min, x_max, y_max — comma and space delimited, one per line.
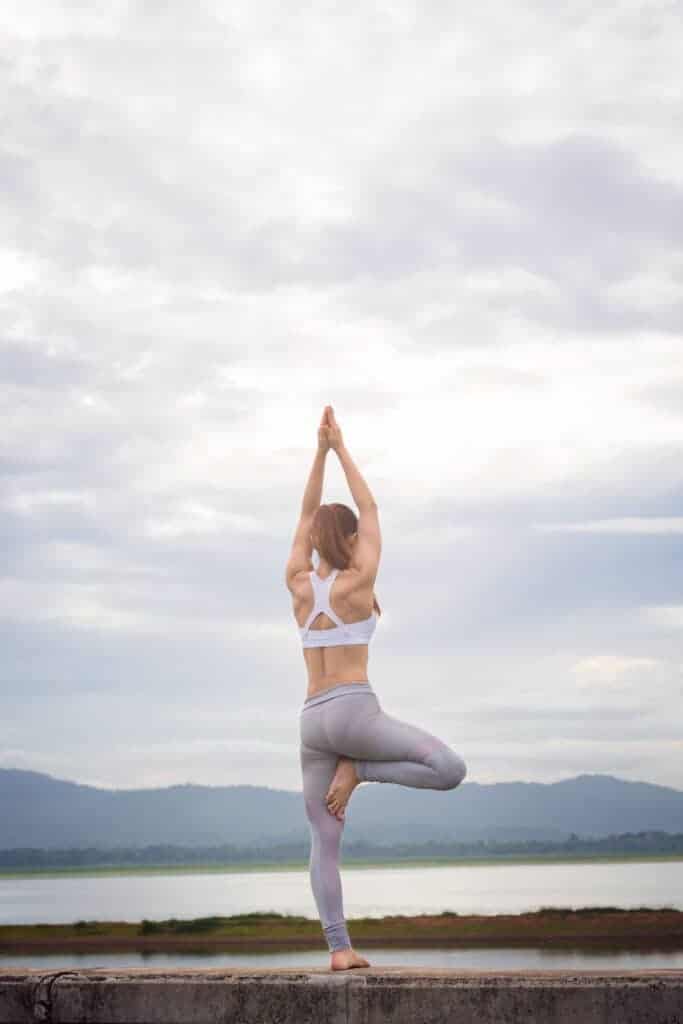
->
330, 947, 370, 971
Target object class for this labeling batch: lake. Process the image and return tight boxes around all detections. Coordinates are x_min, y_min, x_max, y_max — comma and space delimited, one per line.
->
2, 858, 681, 926
3, 947, 683, 970
2, 857, 682, 970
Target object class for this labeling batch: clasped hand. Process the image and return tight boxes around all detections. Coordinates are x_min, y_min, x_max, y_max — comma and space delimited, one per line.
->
318, 405, 343, 453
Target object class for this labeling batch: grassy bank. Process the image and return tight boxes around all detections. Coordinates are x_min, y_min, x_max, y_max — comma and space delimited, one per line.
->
2, 852, 682, 878
1, 908, 682, 952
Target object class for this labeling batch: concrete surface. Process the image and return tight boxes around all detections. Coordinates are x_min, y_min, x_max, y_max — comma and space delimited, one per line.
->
0, 967, 682, 1023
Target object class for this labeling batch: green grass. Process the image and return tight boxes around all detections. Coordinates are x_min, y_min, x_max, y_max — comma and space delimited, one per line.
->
1, 907, 681, 951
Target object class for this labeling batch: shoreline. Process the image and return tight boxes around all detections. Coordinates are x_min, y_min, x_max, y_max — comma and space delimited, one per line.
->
2, 909, 682, 953
2, 852, 682, 878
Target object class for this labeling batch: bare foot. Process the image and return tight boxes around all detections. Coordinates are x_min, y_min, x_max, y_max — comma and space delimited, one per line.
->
330, 947, 371, 971
325, 757, 360, 820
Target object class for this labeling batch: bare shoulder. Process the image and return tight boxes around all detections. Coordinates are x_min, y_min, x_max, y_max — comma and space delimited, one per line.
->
341, 563, 378, 591
285, 566, 311, 595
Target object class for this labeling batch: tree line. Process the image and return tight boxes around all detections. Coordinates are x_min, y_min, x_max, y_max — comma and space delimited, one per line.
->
1, 830, 682, 869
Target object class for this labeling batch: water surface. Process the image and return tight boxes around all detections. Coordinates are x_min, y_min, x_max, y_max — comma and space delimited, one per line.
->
2, 858, 680, 926
3, 947, 683, 970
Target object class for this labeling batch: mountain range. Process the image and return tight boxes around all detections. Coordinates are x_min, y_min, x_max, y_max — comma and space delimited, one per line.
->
2, 768, 682, 850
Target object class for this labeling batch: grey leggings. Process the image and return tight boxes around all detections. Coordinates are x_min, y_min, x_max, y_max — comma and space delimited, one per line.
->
299, 681, 467, 953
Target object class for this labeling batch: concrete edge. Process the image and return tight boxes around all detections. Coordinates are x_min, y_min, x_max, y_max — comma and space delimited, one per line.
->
1, 967, 682, 1024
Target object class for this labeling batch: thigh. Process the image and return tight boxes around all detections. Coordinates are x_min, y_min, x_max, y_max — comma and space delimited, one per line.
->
300, 704, 337, 816
326, 698, 450, 764
300, 741, 339, 820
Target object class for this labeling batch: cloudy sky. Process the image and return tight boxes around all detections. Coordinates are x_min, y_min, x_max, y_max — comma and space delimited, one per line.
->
2, 1, 682, 796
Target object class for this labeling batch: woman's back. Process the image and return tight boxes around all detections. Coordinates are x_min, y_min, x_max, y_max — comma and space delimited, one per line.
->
290, 564, 379, 697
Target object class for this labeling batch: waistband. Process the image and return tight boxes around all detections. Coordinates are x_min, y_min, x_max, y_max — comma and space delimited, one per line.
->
301, 681, 375, 710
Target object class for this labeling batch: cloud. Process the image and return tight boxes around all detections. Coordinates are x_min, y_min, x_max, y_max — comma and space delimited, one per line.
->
641, 605, 683, 630
0, 0, 682, 791
534, 517, 683, 534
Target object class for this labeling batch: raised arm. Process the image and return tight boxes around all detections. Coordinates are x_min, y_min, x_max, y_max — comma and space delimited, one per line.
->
326, 407, 381, 580
336, 444, 377, 511
284, 410, 330, 587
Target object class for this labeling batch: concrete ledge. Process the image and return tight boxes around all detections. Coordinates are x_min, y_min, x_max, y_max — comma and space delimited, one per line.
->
1, 967, 682, 1023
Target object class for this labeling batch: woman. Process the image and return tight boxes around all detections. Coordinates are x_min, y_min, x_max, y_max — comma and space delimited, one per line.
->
285, 405, 467, 971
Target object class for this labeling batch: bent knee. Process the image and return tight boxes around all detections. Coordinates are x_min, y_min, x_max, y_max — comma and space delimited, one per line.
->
432, 747, 467, 790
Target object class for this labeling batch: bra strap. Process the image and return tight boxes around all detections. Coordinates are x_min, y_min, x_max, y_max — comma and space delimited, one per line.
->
321, 569, 349, 633
302, 568, 348, 635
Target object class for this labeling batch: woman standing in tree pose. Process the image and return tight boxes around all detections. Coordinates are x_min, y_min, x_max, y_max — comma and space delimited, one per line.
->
285, 406, 467, 971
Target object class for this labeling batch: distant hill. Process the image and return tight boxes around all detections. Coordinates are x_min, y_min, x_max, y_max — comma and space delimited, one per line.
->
1, 768, 681, 850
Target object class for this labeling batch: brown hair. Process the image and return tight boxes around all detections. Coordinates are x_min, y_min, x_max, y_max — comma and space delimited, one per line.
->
312, 503, 382, 615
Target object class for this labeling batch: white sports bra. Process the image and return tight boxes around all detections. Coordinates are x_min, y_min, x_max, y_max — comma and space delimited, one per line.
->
299, 568, 378, 649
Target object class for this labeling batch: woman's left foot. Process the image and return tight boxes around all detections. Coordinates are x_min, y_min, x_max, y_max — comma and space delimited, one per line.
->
330, 946, 370, 970
325, 757, 360, 820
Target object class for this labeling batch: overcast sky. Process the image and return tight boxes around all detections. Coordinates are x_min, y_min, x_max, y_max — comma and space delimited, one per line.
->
2, 1, 682, 796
